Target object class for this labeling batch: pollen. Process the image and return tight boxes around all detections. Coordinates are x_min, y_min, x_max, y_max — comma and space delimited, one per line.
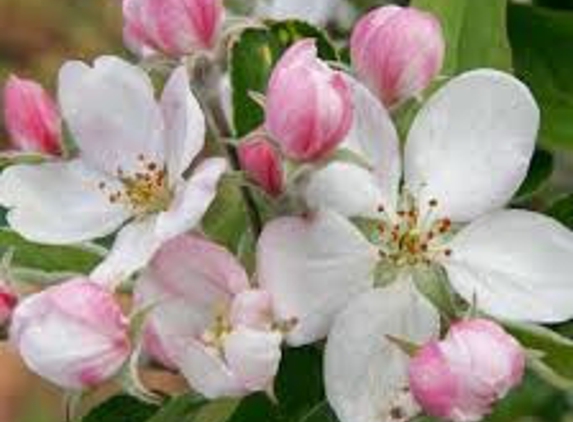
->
375, 193, 454, 267
97, 155, 173, 215
200, 304, 232, 352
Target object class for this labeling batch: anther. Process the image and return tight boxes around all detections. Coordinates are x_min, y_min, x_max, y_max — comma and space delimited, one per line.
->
428, 199, 438, 208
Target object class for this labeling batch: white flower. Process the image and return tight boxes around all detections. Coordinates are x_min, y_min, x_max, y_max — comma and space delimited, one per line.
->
254, 0, 355, 27
135, 235, 282, 398
0, 57, 227, 285
259, 69, 573, 422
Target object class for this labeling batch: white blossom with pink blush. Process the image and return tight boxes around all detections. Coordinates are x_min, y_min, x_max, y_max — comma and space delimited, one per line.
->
351, 6, 445, 108
134, 235, 282, 399
123, 0, 224, 57
265, 39, 354, 162
10, 278, 131, 390
0, 282, 17, 326
3, 75, 62, 155
260, 70, 573, 422
238, 136, 284, 197
254, 0, 353, 27
0, 57, 227, 285
409, 319, 525, 422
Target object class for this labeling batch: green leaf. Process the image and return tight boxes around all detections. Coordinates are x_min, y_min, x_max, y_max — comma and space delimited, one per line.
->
202, 179, 248, 253
82, 395, 158, 422
0, 228, 104, 276
515, 149, 554, 199
194, 399, 240, 422
146, 395, 207, 422
547, 194, 573, 228
230, 20, 338, 137
534, 0, 573, 10
508, 5, 573, 149
503, 320, 573, 390
412, 0, 512, 74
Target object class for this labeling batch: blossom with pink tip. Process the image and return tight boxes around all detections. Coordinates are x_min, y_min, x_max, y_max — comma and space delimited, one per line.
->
265, 39, 353, 162
122, 0, 224, 57
10, 278, 131, 390
135, 235, 282, 398
0, 58, 227, 286
351, 6, 444, 107
238, 136, 284, 197
3, 75, 62, 155
408, 319, 525, 422
0, 282, 17, 326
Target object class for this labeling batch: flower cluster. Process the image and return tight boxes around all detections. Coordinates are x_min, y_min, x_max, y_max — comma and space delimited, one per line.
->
2, 1, 573, 422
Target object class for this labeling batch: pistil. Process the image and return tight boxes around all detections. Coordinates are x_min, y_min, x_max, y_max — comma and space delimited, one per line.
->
376, 194, 453, 267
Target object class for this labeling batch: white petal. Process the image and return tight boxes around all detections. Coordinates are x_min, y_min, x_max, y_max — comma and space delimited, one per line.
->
257, 210, 377, 346
224, 327, 282, 392
256, 0, 339, 25
325, 280, 440, 422
0, 160, 129, 244
176, 339, 246, 399
444, 210, 573, 323
304, 162, 384, 219
341, 77, 401, 213
161, 66, 206, 183
91, 217, 162, 286
58, 56, 164, 175
404, 69, 539, 222
134, 235, 250, 362
155, 158, 227, 240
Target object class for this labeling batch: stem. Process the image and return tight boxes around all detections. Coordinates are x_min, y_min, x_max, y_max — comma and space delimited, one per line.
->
191, 58, 263, 237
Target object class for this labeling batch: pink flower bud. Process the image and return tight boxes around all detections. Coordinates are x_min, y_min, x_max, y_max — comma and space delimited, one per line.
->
3, 75, 62, 155
265, 39, 353, 162
408, 319, 525, 422
238, 137, 284, 197
0, 282, 17, 326
350, 6, 445, 108
10, 278, 131, 390
122, 0, 224, 57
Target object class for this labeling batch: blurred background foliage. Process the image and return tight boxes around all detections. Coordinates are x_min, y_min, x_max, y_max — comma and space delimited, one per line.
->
2, 0, 573, 421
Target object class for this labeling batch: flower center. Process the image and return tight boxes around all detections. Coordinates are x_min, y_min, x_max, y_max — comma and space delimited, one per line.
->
99, 155, 173, 215
376, 193, 453, 267
200, 304, 232, 351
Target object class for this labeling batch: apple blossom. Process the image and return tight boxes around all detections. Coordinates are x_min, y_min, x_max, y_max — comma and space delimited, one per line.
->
254, 0, 353, 27
3, 75, 62, 155
0, 57, 227, 285
265, 39, 353, 162
122, 0, 224, 57
409, 319, 525, 422
238, 136, 284, 197
10, 278, 130, 390
259, 70, 573, 422
135, 235, 282, 398
0, 282, 17, 326
351, 6, 445, 107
